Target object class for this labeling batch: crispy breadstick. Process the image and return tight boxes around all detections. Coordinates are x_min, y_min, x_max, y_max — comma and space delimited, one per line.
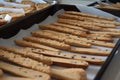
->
26, 47, 104, 65
14, 40, 60, 52
58, 15, 115, 28
51, 68, 87, 80
0, 50, 87, 80
90, 31, 120, 37
58, 14, 120, 26
46, 56, 89, 68
39, 30, 115, 48
32, 30, 91, 48
23, 36, 70, 50
87, 34, 113, 42
0, 69, 3, 77
65, 11, 115, 21
70, 48, 111, 56
102, 28, 120, 33
88, 33, 112, 38
39, 24, 87, 37
0, 61, 50, 80
0, 49, 51, 74
0, 46, 52, 65
51, 22, 89, 32
58, 18, 102, 30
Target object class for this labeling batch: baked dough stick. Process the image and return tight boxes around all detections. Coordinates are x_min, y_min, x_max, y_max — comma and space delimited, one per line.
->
0, 49, 51, 74
39, 24, 87, 37
0, 61, 50, 80
0, 46, 52, 65
26, 47, 104, 65
65, 11, 115, 21
90, 31, 120, 37
58, 15, 115, 28
87, 34, 113, 42
14, 40, 60, 52
44, 30, 115, 48
31, 31, 91, 48
102, 28, 120, 33
0, 69, 3, 76
58, 14, 120, 26
51, 68, 87, 80
45, 56, 89, 69
70, 47, 111, 56
57, 19, 102, 31
51, 22, 89, 32
23, 36, 70, 50
0, 51, 87, 80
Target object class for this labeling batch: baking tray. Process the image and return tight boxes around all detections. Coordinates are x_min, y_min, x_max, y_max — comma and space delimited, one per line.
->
88, 1, 120, 17
0, 4, 120, 80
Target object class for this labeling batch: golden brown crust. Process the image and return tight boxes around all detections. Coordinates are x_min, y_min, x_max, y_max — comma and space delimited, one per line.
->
35, 3, 50, 10
57, 18, 102, 30
39, 24, 87, 37
14, 40, 60, 52
32, 30, 91, 48
51, 68, 87, 80
0, 46, 52, 65
0, 61, 50, 80
47, 56, 89, 68
23, 36, 71, 50
65, 11, 115, 21
70, 47, 111, 56
0, 49, 51, 74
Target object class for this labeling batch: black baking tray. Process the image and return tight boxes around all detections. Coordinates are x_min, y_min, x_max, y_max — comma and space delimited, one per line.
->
88, 1, 120, 17
0, 4, 120, 80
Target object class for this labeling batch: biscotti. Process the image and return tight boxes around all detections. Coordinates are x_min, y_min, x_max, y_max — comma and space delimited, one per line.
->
51, 22, 89, 32
0, 69, 3, 77
65, 11, 115, 21
51, 68, 87, 80
23, 36, 71, 50
47, 56, 89, 68
58, 13, 120, 26
0, 46, 52, 65
0, 61, 50, 80
39, 24, 87, 37
0, 49, 51, 74
57, 18, 102, 31
58, 15, 115, 28
26, 47, 104, 65
32, 30, 91, 48
70, 47, 111, 56
14, 40, 60, 52
32, 30, 115, 48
